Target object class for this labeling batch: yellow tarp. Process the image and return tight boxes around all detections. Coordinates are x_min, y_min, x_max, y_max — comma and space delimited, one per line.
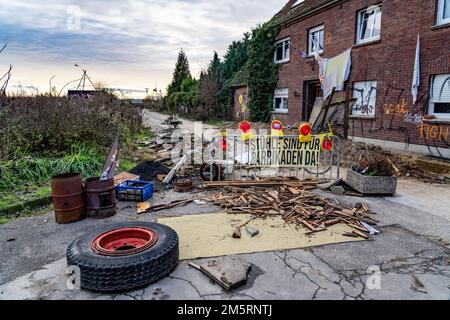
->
158, 212, 363, 260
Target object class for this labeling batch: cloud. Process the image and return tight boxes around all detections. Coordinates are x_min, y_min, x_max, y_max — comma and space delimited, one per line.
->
0, 0, 286, 93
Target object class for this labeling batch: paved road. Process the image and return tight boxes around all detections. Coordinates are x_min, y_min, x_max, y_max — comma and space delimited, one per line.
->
142, 110, 220, 141
0, 111, 449, 300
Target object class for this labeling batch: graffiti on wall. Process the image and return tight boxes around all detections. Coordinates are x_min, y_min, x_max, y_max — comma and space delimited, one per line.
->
351, 82, 450, 159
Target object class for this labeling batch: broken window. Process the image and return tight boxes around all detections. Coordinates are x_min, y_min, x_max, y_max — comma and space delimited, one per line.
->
437, 0, 450, 25
356, 5, 382, 44
273, 88, 289, 113
430, 74, 450, 118
352, 81, 377, 117
308, 25, 324, 56
274, 38, 290, 64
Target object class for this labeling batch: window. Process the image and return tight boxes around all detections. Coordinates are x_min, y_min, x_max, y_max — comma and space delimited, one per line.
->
274, 38, 290, 64
308, 25, 324, 56
273, 88, 289, 113
437, 0, 450, 25
430, 74, 450, 118
352, 81, 377, 117
356, 5, 382, 44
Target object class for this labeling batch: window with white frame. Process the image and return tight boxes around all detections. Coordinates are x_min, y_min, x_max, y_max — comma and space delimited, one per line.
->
352, 81, 377, 117
273, 88, 289, 113
429, 74, 450, 118
356, 5, 382, 44
308, 25, 324, 56
274, 38, 290, 64
437, 0, 450, 25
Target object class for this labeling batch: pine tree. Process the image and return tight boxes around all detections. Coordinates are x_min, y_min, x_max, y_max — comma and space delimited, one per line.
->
208, 51, 222, 83
169, 49, 191, 95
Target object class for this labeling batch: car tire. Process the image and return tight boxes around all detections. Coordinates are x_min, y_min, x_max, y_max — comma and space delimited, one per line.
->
66, 221, 179, 292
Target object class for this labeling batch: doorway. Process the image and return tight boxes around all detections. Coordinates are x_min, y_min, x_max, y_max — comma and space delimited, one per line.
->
303, 80, 323, 122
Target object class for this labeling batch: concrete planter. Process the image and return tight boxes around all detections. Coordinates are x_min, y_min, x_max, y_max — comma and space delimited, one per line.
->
346, 170, 397, 195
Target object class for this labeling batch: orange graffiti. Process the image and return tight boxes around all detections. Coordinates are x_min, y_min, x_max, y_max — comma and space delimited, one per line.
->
384, 98, 408, 115
418, 124, 449, 143
325, 32, 332, 45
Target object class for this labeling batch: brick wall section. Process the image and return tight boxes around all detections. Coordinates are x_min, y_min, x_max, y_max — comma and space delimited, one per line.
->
271, 0, 450, 149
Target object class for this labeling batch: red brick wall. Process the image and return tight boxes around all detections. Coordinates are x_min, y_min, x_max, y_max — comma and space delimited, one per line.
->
274, 0, 450, 149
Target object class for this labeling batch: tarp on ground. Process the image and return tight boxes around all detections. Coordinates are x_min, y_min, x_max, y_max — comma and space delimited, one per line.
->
158, 212, 364, 260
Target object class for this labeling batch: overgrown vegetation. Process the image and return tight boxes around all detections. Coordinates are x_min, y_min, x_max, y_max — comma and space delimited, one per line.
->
247, 20, 280, 122
163, 19, 280, 122
0, 94, 144, 211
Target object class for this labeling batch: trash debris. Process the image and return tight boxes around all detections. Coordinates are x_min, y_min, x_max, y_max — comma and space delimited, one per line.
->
139, 197, 197, 214
203, 181, 379, 239
330, 186, 346, 195
114, 172, 140, 186
232, 227, 242, 239
163, 155, 187, 184
128, 162, 170, 181
189, 256, 252, 291
194, 200, 207, 205
246, 226, 259, 237
174, 178, 194, 192
411, 275, 427, 293
137, 202, 151, 214
100, 135, 120, 181
361, 221, 380, 235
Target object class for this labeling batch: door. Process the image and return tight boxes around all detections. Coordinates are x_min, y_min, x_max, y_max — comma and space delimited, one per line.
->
303, 80, 323, 122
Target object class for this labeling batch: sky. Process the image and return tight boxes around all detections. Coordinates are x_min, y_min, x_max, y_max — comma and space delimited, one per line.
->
0, 0, 286, 96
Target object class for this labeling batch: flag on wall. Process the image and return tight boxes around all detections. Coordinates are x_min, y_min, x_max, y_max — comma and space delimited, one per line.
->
412, 34, 421, 105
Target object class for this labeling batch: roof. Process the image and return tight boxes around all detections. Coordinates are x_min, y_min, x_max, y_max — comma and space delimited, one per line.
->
229, 65, 249, 88
275, 0, 341, 26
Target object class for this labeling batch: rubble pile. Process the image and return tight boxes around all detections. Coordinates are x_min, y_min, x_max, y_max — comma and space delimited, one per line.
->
341, 140, 450, 183
203, 178, 379, 240
133, 128, 210, 190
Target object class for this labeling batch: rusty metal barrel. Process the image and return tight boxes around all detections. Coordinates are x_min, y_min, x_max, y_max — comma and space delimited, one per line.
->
85, 177, 117, 219
51, 173, 86, 224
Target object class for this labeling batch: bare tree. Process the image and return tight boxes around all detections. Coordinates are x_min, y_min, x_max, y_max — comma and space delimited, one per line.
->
0, 43, 13, 110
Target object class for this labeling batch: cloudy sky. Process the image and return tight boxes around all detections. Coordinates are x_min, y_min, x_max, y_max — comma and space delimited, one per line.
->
0, 0, 286, 96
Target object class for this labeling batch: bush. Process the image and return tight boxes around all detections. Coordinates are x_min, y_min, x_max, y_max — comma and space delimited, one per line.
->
0, 145, 103, 190
0, 94, 142, 159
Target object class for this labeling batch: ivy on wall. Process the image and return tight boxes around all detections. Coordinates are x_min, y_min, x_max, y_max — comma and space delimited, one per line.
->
247, 20, 280, 122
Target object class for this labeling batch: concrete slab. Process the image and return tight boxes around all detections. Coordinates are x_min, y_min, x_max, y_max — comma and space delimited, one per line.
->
197, 256, 252, 290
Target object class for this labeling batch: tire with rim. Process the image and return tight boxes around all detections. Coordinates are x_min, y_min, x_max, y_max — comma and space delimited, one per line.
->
66, 221, 179, 292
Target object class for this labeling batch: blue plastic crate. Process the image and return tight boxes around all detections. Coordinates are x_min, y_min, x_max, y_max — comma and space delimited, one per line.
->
116, 180, 153, 202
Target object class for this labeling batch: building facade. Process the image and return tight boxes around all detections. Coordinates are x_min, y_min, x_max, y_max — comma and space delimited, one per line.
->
269, 0, 450, 157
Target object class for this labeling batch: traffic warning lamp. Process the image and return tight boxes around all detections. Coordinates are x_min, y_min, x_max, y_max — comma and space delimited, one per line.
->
298, 123, 312, 143
271, 120, 284, 137
321, 137, 333, 151
219, 137, 227, 152
239, 120, 254, 141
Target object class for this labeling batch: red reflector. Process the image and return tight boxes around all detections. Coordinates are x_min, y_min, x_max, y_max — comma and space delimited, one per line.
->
220, 139, 227, 151
299, 124, 311, 136
322, 138, 333, 151
240, 121, 251, 133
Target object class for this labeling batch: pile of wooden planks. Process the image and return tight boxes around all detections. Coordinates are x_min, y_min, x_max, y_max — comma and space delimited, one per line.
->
203, 184, 379, 239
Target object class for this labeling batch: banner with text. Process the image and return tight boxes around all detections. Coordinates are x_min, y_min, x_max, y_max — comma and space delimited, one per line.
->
249, 136, 321, 168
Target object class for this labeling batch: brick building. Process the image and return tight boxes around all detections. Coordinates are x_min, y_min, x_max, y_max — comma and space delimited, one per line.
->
246, 0, 450, 157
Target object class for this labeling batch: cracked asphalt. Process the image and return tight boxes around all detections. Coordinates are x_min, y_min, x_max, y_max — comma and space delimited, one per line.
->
0, 112, 449, 300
